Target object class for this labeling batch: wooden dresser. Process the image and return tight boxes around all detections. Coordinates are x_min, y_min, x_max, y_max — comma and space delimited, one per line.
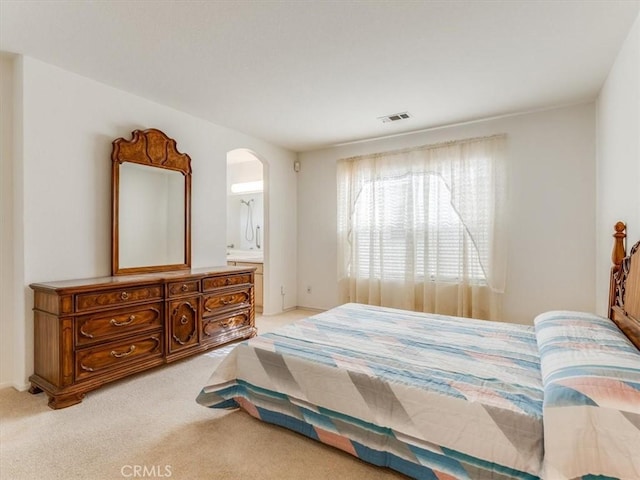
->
29, 265, 256, 409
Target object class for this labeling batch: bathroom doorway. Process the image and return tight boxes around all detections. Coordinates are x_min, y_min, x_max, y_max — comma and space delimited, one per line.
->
226, 149, 265, 313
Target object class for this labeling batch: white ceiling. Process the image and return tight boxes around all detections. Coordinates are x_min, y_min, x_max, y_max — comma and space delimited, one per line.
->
1, 0, 638, 152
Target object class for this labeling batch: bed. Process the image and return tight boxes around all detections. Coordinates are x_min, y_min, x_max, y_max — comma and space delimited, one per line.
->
197, 223, 640, 480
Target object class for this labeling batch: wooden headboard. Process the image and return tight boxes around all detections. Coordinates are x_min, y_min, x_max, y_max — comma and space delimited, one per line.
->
608, 221, 640, 350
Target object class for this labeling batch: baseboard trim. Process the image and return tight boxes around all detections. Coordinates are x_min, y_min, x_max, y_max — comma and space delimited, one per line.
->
260, 306, 326, 316
294, 306, 325, 313
0, 381, 30, 392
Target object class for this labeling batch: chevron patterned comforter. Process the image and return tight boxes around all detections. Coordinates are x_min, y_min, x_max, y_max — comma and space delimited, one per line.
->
197, 303, 545, 479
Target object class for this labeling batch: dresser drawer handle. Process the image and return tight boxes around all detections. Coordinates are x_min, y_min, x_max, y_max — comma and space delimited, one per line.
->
221, 297, 233, 305
110, 345, 136, 358
179, 315, 189, 325
120, 291, 130, 300
225, 278, 231, 285
80, 363, 95, 372
219, 320, 231, 328
181, 284, 189, 292
111, 315, 136, 327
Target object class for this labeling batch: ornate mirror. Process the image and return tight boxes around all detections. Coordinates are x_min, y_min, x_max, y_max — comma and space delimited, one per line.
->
112, 128, 191, 275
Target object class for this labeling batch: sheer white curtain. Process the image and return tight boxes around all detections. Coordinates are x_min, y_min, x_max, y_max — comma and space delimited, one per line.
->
337, 135, 507, 320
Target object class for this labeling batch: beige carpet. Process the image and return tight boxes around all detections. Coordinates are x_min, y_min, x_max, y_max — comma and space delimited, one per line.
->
0, 309, 406, 480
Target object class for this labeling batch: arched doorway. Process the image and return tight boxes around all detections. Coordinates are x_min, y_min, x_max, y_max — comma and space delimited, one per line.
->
226, 149, 267, 313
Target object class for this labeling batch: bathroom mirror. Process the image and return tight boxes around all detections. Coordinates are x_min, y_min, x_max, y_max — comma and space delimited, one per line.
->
112, 128, 191, 275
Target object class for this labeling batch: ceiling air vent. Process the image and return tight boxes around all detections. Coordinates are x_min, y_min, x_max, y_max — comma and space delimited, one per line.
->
378, 112, 411, 123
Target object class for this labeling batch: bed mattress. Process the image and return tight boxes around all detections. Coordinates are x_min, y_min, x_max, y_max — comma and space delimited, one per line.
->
197, 303, 544, 479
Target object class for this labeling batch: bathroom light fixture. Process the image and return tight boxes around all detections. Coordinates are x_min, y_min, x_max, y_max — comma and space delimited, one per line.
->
231, 180, 263, 194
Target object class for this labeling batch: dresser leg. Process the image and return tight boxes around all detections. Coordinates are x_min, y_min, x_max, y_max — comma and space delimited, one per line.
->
47, 392, 85, 409
28, 384, 43, 395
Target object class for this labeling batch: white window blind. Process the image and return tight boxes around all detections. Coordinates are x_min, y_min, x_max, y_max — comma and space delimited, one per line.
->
351, 171, 487, 282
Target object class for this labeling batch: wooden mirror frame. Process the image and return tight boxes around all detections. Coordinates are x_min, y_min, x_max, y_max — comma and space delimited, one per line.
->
111, 128, 192, 275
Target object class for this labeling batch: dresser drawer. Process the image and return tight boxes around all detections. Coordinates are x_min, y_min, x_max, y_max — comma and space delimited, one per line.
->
76, 285, 163, 312
202, 309, 251, 341
202, 288, 251, 317
202, 273, 252, 292
167, 280, 199, 298
76, 303, 163, 346
75, 333, 163, 381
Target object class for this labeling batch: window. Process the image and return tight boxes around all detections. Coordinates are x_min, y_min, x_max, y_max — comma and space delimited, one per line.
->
337, 135, 507, 319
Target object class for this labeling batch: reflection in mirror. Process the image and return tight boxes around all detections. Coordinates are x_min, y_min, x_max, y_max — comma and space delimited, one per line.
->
119, 163, 185, 268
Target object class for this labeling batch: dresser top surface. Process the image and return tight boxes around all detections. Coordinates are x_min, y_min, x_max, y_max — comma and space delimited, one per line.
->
30, 265, 256, 292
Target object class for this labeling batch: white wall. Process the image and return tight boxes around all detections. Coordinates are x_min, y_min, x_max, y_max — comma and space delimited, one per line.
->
297, 103, 596, 325
596, 13, 640, 316
0, 53, 19, 389
1, 56, 297, 388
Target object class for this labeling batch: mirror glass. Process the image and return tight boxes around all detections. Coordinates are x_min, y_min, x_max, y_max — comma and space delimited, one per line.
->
119, 163, 185, 268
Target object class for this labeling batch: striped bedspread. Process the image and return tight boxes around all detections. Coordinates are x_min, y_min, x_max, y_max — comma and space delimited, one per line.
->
535, 311, 640, 480
197, 303, 544, 479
